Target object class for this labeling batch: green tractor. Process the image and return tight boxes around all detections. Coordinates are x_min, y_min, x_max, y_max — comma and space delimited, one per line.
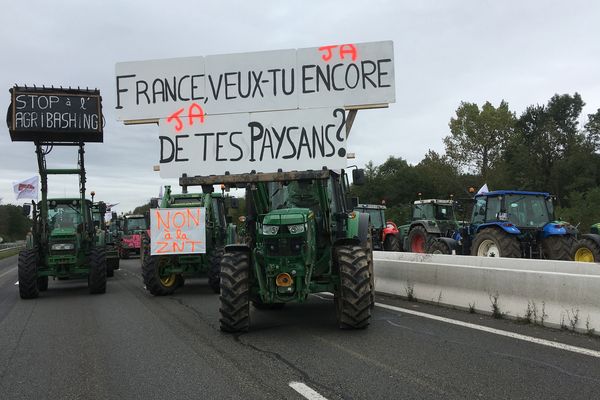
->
91, 202, 119, 276
398, 199, 459, 253
179, 168, 374, 332
571, 223, 600, 263
140, 185, 237, 296
18, 143, 107, 298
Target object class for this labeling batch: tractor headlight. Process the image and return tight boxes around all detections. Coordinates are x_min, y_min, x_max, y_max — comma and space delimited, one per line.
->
51, 243, 75, 250
262, 225, 280, 235
288, 223, 306, 234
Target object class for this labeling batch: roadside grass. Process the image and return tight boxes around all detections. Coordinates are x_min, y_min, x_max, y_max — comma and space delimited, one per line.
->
0, 248, 21, 261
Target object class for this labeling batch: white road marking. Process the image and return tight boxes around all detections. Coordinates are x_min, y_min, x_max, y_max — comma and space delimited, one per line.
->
289, 382, 329, 400
0, 267, 17, 280
312, 293, 600, 359
375, 301, 600, 359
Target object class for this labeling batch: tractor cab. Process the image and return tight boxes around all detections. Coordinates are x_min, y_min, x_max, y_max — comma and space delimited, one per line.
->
353, 203, 400, 251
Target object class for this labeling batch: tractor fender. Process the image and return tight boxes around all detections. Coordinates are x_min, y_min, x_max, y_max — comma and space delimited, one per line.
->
476, 222, 520, 235
580, 233, 600, 247
224, 244, 251, 253
436, 237, 459, 250
542, 222, 567, 238
345, 211, 370, 247
411, 221, 441, 235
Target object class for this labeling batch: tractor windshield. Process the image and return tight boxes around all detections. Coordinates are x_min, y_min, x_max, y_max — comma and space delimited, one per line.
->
48, 204, 82, 230
125, 218, 147, 233
505, 195, 550, 228
364, 209, 384, 229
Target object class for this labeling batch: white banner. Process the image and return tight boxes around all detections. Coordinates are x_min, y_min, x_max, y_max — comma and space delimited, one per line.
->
158, 107, 348, 178
115, 41, 395, 122
150, 207, 206, 255
13, 176, 38, 200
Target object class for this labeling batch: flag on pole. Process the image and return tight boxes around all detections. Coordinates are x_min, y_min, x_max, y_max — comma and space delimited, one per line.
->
13, 176, 39, 200
476, 183, 489, 195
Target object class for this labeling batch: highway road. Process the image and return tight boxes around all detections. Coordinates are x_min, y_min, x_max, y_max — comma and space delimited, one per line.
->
0, 255, 599, 399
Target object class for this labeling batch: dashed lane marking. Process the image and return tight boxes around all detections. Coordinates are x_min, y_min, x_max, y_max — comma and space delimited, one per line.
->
289, 382, 329, 400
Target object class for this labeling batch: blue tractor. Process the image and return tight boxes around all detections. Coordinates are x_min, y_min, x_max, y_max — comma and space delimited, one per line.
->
427, 190, 577, 259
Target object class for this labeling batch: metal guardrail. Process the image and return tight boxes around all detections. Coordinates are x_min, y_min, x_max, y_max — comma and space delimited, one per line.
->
0, 241, 25, 252
374, 251, 600, 336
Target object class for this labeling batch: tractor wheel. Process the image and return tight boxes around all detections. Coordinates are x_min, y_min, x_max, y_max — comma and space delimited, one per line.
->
208, 247, 224, 294
37, 276, 49, 291
106, 261, 115, 278
112, 256, 120, 270
542, 236, 574, 261
383, 234, 401, 252
88, 247, 107, 294
571, 238, 600, 263
334, 245, 372, 329
140, 233, 150, 266
407, 226, 428, 253
121, 249, 130, 260
18, 248, 39, 299
427, 240, 452, 255
365, 227, 375, 309
219, 251, 250, 332
471, 228, 520, 258
142, 255, 178, 296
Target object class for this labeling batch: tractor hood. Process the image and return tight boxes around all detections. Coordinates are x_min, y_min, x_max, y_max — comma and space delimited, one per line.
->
50, 227, 77, 238
263, 208, 310, 225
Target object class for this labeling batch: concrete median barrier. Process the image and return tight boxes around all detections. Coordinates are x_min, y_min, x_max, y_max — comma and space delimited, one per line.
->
374, 251, 600, 336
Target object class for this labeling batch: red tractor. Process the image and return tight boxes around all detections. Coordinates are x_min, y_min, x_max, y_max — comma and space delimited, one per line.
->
353, 203, 401, 251
117, 214, 147, 259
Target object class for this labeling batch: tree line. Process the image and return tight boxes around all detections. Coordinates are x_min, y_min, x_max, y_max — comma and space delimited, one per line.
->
0, 205, 31, 242
351, 93, 600, 231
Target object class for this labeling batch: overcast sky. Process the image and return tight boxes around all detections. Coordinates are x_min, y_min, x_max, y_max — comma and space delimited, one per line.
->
1, 0, 599, 212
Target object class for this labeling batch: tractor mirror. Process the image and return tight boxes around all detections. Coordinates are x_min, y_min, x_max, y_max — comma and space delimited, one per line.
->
150, 198, 159, 208
229, 198, 239, 209
22, 204, 31, 216
352, 169, 366, 186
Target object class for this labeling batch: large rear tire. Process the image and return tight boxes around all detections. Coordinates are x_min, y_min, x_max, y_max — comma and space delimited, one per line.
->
18, 248, 39, 299
88, 247, 107, 294
219, 251, 250, 332
335, 245, 372, 329
407, 226, 428, 253
571, 238, 600, 262
142, 255, 178, 296
383, 234, 401, 252
471, 228, 520, 258
542, 236, 574, 261
208, 247, 224, 294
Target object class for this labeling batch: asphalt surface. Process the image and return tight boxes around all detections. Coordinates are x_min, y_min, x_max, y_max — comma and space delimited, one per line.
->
0, 255, 599, 400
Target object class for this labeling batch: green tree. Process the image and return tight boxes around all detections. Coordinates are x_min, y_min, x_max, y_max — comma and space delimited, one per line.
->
444, 100, 516, 180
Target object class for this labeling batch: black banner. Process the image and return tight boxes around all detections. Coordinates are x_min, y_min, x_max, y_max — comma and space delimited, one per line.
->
7, 86, 103, 142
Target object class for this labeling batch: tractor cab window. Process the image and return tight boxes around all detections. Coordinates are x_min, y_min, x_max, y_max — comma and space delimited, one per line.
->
365, 209, 384, 229
48, 203, 82, 230
435, 205, 454, 220
471, 197, 486, 224
212, 197, 226, 228
485, 196, 502, 222
545, 197, 555, 219
125, 218, 147, 233
505, 195, 549, 228
413, 203, 435, 220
